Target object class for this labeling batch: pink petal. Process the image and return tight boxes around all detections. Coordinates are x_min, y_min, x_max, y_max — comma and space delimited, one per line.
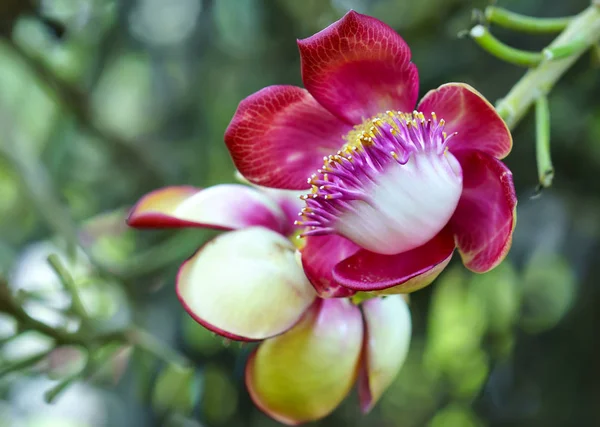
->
259, 188, 305, 236
332, 227, 455, 292
233, 170, 306, 235
417, 83, 512, 159
224, 85, 351, 190
450, 151, 517, 273
246, 299, 363, 425
127, 184, 287, 233
176, 227, 316, 341
359, 295, 412, 413
298, 10, 418, 124
300, 235, 359, 298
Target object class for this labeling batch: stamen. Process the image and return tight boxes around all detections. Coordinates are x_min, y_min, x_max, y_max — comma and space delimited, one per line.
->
296, 111, 457, 238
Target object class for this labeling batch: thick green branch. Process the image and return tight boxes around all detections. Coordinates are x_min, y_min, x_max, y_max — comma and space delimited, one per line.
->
496, 5, 600, 129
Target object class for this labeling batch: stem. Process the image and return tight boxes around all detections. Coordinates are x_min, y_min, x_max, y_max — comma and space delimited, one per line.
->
543, 39, 589, 60
44, 342, 117, 403
0, 282, 189, 367
126, 327, 190, 367
535, 96, 553, 189
0, 349, 53, 377
117, 230, 205, 280
496, 5, 600, 129
47, 254, 89, 321
44, 374, 80, 403
485, 6, 572, 33
470, 25, 543, 67
0, 138, 79, 258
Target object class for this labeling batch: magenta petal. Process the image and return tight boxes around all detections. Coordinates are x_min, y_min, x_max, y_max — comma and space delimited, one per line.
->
127, 184, 288, 233
332, 228, 455, 292
417, 83, 512, 159
451, 151, 517, 273
298, 10, 419, 124
300, 235, 360, 298
224, 85, 351, 190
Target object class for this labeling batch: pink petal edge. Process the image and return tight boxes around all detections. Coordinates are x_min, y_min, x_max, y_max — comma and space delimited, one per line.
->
224, 85, 351, 190
300, 234, 360, 298
451, 151, 517, 273
298, 10, 418, 124
417, 83, 512, 159
332, 227, 456, 292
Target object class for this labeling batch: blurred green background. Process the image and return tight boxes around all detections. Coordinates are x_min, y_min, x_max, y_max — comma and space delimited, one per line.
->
0, 0, 599, 426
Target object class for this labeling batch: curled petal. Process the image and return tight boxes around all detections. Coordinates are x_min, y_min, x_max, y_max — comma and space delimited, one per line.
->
417, 83, 512, 159
224, 85, 351, 190
127, 185, 287, 233
451, 151, 517, 273
176, 227, 316, 341
234, 170, 305, 235
298, 10, 418, 123
260, 188, 306, 236
359, 295, 412, 413
300, 235, 359, 298
246, 298, 363, 425
332, 228, 455, 292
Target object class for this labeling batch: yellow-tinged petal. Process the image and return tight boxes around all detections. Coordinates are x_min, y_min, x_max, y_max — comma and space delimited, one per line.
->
176, 227, 316, 341
246, 299, 363, 425
359, 295, 412, 413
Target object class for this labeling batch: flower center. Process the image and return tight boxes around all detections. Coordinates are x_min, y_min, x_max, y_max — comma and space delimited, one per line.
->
296, 111, 463, 255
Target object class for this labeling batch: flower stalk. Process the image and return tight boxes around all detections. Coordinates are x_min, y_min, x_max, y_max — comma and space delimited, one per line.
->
484, 6, 572, 34
535, 96, 553, 190
496, 4, 600, 129
469, 25, 544, 67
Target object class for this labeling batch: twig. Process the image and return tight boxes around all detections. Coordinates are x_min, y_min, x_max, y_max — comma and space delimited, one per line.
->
496, 5, 600, 129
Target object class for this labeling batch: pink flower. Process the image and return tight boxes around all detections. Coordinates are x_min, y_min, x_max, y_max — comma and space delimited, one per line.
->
127, 183, 412, 423
225, 11, 517, 296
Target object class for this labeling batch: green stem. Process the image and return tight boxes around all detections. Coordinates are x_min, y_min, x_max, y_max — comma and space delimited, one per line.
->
47, 254, 89, 321
485, 6, 572, 33
1, 282, 189, 369
0, 140, 79, 258
496, 5, 600, 129
535, 96, 553, 189
126, 327, 190, 367
0, 349, 53, 377
543, 39, 589, 60
117, 230, 205, 280
44, 374, 80, 403
469, 25, 543, 67
44, 342, 117, 403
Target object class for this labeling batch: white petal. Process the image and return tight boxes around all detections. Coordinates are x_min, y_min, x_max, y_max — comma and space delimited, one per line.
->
336, 151, 462, 254
176, 227, 316, 340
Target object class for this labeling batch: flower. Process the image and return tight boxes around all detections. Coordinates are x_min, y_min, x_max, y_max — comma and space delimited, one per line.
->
127, 183, 412, 423
225, 10, 517, 296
